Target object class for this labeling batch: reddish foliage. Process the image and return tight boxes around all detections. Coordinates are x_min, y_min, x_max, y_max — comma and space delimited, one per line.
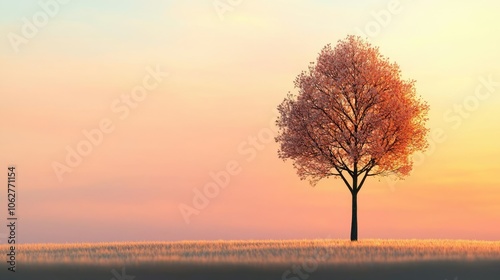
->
276, 36, 429, 192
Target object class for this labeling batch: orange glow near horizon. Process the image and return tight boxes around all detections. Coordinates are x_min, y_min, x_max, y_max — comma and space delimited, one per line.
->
1, 1, 499, 243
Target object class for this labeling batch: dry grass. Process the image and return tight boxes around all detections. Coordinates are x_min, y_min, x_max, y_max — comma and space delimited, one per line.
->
2, 239, 500, 266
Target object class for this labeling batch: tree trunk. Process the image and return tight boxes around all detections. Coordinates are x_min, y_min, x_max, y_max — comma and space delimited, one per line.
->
350, 192, 358, 241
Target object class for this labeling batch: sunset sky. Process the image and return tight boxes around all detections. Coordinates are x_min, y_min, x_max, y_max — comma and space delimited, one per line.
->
1, 0, 499, 243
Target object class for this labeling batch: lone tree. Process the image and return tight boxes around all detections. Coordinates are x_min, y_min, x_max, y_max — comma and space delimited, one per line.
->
276, 36, 429, 241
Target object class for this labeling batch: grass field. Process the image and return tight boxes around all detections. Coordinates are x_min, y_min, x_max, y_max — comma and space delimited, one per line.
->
1, 239, 499, 279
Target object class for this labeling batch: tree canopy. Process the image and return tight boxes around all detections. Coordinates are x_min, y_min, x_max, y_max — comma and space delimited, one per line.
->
276, 35, 429, 192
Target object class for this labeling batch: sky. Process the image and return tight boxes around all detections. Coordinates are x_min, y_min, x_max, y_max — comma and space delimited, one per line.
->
0, 0, 499, 243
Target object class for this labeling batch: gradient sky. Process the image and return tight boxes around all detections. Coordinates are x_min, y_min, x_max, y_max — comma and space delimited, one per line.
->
1, 0, 499, 243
